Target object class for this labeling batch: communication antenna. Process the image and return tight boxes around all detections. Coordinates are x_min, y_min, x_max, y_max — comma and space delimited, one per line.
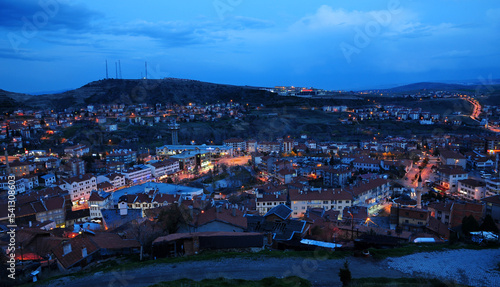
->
115, 62, 118, 79
119, 60, 122, 79
145, 61, 148, 79
105, 60, 108, 79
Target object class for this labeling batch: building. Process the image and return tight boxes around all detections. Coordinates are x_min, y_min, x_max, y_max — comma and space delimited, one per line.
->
289, 187, 353, 218
437, 166, 468, 193
428, 201, 453, 226
345, 178, 390, 207
223, 138, 246, 153
52, 232, 140, 270
121, 165, 152, 184
156, 145, 232, 158
246, 140, 257, 153
258, 142, 281, 154
282, 139, 294, 154
392, 206, 430, 232
106, 149, 137, 165
105, 173, 127, 189
39, 173, 56, 186
439, 150, 467, 169
35, 196, 66, 227
7, 161, 30, 177
64, 158, 85, 177
256, 193, 287, 215
61, 174, 98, 204
89, 191, 113, 219
482, 195, 500, 223
485, 178, 500, 197
146, 159, 180, 179
323, 168, 351, 187
352, 157, 380, 172
64, 144, 89, 157
171, 151, 209, 171
458, 179, 487, 201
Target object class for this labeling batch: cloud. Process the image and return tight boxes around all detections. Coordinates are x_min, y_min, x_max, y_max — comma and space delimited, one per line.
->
0, 0, 102, 32
0, 46, 54, 61
291, 5, 456, 40
107, 16, 274, 48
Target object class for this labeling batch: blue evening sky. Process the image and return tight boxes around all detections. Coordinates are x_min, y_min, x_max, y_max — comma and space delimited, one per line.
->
1, 0, 499, 93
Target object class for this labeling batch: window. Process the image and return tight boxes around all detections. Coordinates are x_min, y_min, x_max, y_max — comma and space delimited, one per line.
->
323, 201, 329, 204
404, 219, 409, 223
338, 200, 343, 203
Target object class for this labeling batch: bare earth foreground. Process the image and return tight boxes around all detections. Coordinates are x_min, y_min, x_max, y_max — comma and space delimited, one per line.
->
42, 249, 500, 287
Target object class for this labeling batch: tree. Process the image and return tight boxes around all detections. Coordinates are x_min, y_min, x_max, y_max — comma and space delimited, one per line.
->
480, 214, 499, 233
412, 155, 420, 164
462, 215, 480, 236
338, 259, 352, 286
433, 148, 440, 157
157, 204, 192, 234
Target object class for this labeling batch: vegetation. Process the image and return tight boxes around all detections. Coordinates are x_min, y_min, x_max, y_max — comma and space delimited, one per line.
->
349, 277, 462, 287
148, 276, 311, 287
338, 260, 352, 286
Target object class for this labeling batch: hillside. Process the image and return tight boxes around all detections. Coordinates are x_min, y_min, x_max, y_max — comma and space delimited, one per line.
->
0, 89, 30, 111
370, 82, 500, 94
3, 78, 367, 110
20, 78, 280, 109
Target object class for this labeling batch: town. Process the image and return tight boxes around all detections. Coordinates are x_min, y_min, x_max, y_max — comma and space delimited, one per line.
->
1, 90, 499, 285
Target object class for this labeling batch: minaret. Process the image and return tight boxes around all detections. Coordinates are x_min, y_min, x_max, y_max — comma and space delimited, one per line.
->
4, 149, 9, 174
416, 172, 422, 209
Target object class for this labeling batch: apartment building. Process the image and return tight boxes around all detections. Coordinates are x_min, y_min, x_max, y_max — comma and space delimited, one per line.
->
289, 187, 353, 218
61, 174, 97, 204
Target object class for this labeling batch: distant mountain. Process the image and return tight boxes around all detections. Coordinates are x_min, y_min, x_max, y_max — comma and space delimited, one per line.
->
373, 81, 500, 93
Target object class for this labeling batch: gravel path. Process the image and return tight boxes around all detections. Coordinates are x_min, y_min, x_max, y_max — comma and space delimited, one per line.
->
386, 249, 500, 287
40, 248, 500, 287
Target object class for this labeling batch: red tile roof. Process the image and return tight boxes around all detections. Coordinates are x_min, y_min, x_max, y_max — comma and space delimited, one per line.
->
195, 206, 247, 229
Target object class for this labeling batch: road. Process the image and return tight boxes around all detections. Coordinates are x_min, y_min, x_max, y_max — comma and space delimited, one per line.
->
396, 154, 438, 194
465, 96, 500, 133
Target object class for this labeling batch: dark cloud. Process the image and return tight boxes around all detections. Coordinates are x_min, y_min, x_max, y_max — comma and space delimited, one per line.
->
109, 16, 273, 48
0, 0, 102, 32
0, 47, 54, 61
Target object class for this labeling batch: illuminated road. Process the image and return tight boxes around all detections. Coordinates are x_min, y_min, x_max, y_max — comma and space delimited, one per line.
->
465, 96, 500, 133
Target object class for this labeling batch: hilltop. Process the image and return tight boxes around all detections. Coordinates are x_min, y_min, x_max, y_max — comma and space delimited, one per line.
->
13, 78, 278, 109
1, 78, 367, 110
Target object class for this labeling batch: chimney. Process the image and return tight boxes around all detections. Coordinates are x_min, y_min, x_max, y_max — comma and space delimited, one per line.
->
232, 206, 236, 217
216, 205, 221, 213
